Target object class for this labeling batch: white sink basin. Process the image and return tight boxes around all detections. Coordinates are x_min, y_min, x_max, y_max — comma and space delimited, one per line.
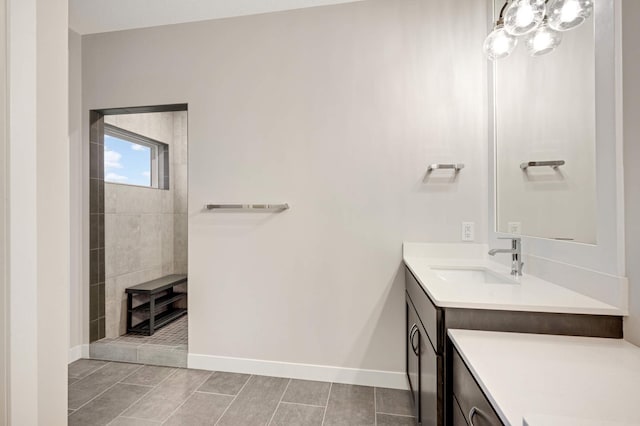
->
430, 266, 517, 285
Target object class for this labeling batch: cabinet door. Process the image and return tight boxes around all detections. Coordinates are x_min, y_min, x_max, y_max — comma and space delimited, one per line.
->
406, 298, 420, 420
406, 267, 440, 352
452, 395, 469, 426
418, 321, 438, 426
452, 349, 503, 426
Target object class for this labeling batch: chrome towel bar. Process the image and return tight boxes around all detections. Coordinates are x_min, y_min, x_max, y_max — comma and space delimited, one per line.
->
427, 163, 465, 172
520, 160, 565, 170
205, 203, 290, 212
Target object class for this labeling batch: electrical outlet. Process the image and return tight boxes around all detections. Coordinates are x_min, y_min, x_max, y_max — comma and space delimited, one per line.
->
462, 222, 475, 241
508, 222, 522, 235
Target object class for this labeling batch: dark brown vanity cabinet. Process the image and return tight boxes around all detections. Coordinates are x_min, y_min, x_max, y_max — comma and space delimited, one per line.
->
406, 295, 439, 426
451, 348, 503, 426
404, 265, 622, 426
406, 298, 421, 415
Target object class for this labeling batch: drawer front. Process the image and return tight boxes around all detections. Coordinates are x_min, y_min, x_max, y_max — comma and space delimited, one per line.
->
452, 349, 503, 426
405, 266, 440, 353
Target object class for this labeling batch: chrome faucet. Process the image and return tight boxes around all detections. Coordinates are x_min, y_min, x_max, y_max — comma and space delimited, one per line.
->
488, 237, 523, 276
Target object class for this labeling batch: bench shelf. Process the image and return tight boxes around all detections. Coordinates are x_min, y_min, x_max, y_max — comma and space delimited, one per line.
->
126, 274, 188, 336
128, 308, 187, 335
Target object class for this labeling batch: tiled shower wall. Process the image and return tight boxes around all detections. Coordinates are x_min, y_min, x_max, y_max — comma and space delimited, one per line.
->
89, 112, 106, 341
103, 111, 188, 338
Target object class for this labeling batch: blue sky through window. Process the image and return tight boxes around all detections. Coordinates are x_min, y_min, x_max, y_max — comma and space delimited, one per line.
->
104, 135, 152, 186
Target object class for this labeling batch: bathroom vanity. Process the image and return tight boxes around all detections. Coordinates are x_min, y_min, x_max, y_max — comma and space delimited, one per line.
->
448, 329, 640, 425
403, 243, 624, 426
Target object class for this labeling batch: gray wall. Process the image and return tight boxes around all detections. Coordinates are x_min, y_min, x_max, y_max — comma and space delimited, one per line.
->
82, 0, 488, 381
623, 1, 640, 346
104, 111, 187, 337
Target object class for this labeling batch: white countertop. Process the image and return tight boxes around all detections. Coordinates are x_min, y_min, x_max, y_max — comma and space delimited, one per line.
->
448, 329, 640, 426
403, 242, 622, 315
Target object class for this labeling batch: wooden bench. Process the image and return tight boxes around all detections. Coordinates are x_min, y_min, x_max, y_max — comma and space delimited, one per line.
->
126, 274, 188, 336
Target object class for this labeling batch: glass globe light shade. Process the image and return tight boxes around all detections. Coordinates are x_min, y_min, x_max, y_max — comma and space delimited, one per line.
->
547, 0, 594, 31
504, 0, 546, 36
483, 25, 518, 60
526, 23, 563, 56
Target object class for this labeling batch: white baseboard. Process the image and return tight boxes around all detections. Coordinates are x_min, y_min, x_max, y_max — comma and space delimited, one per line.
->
68, 344, 90, 364
188, 353, 408, 390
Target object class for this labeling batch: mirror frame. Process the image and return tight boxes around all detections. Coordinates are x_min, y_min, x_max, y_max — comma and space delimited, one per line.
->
488, 0, 625, 277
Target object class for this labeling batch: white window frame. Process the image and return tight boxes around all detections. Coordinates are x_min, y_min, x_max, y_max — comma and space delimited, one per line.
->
104, 123, 169, 189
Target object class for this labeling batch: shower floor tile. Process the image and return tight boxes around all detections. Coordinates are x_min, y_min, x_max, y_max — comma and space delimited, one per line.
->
90, 316, 187, 368
117, 315, 188, 347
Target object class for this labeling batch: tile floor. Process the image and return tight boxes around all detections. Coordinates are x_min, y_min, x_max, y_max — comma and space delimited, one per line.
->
116, 316, 188, 346
68, 359, 417, 426
90, 316, 188, 367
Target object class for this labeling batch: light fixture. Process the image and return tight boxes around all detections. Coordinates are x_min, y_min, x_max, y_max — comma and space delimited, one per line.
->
526, 19, 562, 56
483, 26, 518, 60
504, 0, 546, 36
547, 0, 593, 31
483, 2, 518, 60
483, 0, 592, 61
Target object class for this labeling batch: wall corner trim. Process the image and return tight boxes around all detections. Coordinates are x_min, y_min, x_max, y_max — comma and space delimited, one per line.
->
187, 353, 408, 390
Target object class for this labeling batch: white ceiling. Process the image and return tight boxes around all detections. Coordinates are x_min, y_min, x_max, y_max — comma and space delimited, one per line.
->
70, 0, 365, 35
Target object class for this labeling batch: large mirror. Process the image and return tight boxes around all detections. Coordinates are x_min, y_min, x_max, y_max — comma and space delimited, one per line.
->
494, 0, 597, 244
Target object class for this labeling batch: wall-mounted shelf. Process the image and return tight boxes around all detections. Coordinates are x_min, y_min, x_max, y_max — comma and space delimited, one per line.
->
520, 160, 565, 170
205, 203, 290, 212
427, 163, 465, 172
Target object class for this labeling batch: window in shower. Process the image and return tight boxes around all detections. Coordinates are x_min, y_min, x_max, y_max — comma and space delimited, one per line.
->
104, 124, 169, 189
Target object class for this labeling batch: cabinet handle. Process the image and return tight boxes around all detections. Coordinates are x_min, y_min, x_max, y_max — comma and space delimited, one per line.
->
410, 324, 420, 356
468, 407, 482, 426
409, 323, 417, 341
409, 324, 418, 355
